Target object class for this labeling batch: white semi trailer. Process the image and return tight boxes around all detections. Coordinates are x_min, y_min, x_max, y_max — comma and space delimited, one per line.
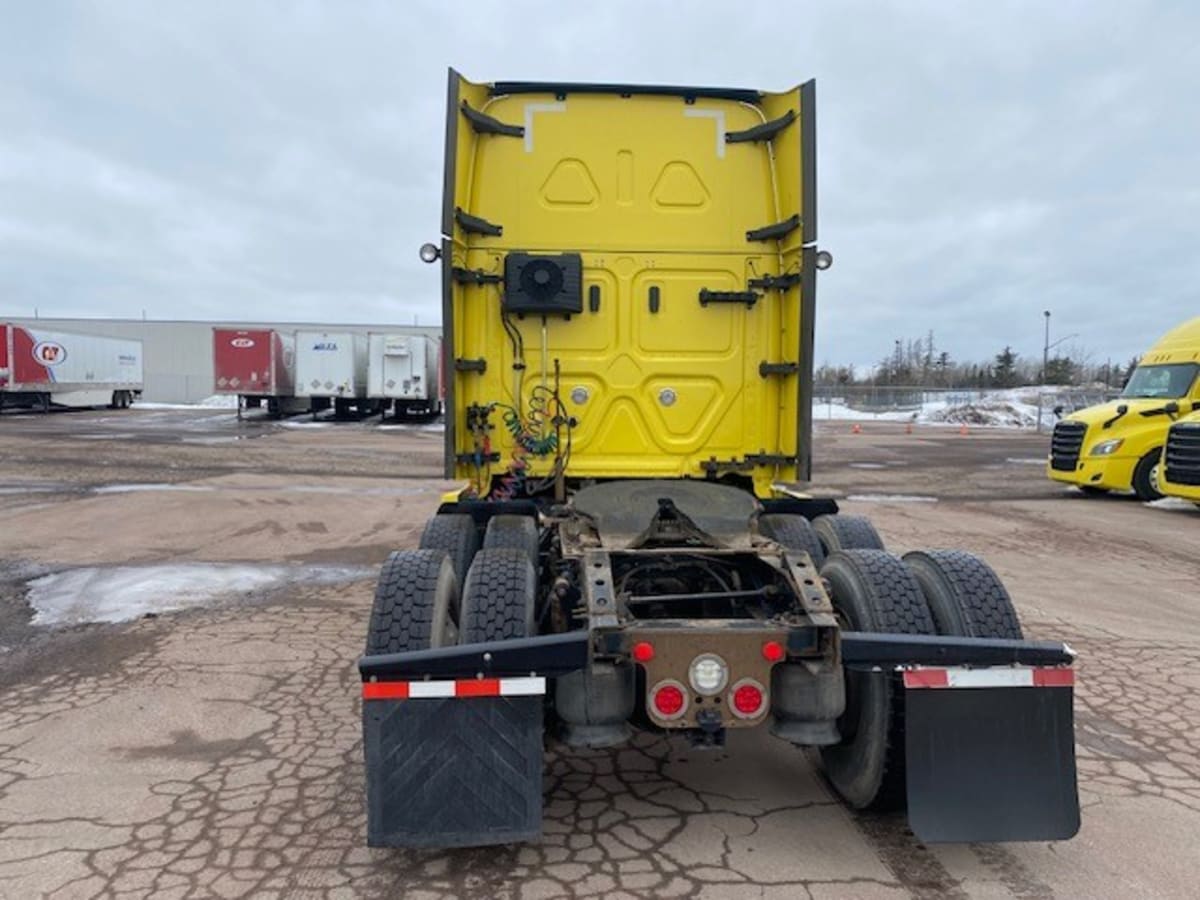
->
0, 323, 143, 413
367, 333, 442, 420
294, 330, 376, 417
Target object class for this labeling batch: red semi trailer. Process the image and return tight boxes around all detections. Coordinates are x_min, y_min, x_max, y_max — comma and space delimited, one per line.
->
212, 328, 302, 418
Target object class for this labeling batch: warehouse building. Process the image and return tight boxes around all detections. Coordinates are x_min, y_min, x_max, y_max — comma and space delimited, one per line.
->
4, 317, 441, 403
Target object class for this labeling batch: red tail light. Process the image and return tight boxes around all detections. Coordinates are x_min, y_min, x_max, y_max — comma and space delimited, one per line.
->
730, 679, 766, 718
761, 640, 785, 662
650, 681, 687, 719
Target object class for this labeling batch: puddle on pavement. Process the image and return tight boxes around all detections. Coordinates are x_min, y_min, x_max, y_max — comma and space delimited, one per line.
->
25, 562, 373, 626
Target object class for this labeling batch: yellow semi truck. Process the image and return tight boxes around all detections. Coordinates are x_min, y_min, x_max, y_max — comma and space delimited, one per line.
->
1161, 408, 1200, 504
358, 71, 1080, 849
1048, 316, 1200, 500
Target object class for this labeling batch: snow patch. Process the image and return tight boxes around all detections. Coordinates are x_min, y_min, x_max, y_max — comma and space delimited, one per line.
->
26, 563, 372, 626
846, 494, 938, 503
848, 463, 888, 469
1006, 457, 1047, 465
136, 395, 240, 410
1148, 497, 1198, 512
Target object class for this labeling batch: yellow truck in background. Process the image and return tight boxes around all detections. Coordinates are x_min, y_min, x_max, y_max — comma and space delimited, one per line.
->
1049, 316, 1200, 500
1161, 408, 1200, 504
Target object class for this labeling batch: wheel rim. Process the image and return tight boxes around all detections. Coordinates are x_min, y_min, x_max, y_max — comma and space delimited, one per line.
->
1149, 463, 1161, 495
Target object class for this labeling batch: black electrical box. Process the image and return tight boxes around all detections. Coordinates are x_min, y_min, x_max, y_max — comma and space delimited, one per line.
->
503, 253, 583, 316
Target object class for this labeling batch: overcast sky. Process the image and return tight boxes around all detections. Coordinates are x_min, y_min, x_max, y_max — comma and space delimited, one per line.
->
2, 1, 1197, 371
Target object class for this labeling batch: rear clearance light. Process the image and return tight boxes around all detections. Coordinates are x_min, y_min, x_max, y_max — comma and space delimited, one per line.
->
729, 678, 767, 719
632, 641, 655, 663
761, 640, 785, 662
650, 680, 688, 720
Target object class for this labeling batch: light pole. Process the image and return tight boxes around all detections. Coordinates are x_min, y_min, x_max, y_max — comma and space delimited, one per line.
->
1043, 310, 1051, 387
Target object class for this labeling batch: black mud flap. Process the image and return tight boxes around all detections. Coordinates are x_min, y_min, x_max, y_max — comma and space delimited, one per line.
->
364, 695, 543, 848
904, 671, 1080, 842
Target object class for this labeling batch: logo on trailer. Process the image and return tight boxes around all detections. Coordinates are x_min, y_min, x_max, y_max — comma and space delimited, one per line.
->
32, 341, 67, 366
312, 341, 338, 351
231, 337, 255, 348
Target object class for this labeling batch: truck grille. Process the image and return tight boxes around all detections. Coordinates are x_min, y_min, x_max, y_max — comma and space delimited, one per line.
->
1164, 422, 1200, 486
1050, 421, 1087, 471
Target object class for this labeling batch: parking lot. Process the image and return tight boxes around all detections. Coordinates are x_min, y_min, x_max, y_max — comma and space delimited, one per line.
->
1, 408, 1197, 899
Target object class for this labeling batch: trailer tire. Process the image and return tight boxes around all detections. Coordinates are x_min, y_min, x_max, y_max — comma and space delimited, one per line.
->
460, 548, 537, 643
483, 515, 540, 569
419, 513, 479, 590
819, 549, 935, 810
759, 514, 825, 566
813, 514, 885, 556
364, 549, 459, 655
903, 550, 1023, 640
1132, 449, 1164, 502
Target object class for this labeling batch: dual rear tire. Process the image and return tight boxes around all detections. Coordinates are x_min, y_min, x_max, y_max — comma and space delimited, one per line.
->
819, 544, 1022, 809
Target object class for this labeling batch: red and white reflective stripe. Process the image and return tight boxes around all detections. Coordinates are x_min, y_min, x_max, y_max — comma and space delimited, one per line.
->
902, 667, 1074, 689
362, 676, 545, 701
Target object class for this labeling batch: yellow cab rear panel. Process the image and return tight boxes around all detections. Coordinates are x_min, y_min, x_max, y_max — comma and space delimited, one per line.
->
440, 72, 817, 498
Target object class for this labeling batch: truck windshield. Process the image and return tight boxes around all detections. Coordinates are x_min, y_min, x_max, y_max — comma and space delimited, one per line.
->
1121, 363, 1199, 399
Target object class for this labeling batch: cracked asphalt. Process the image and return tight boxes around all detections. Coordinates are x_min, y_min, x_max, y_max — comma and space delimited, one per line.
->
0, 408, 1197, 899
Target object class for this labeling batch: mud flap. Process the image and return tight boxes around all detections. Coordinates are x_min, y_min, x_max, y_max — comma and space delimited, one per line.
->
904, 668, 1080, 842
364, 694, 544, 848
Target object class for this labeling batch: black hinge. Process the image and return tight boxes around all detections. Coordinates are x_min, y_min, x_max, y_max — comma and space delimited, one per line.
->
460, 100, 524, 137
759, 361, 799, 377
748, 272, 801, 291
456, 451, 501, 465
702, 453, 798, 474
699, 289, 759, 308
455, 358, 487, 373
701, 457, 755, 474
452, 266, 504, 285
746, 213, 801, 243
726, 109, 796, 144
746, 453, 798, 467
455, 207, 503, 236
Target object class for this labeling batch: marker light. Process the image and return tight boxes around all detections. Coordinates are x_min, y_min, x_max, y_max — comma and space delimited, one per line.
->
762, 640, 786, 662
632, 641, 655, 663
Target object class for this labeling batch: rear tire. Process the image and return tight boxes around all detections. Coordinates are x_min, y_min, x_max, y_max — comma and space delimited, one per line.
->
813, 514, 885, 556
759, 514, 825, 566
460, 548, 537, 643
1132, 449, 1164, 501
483, 515, 540, 570
364, 549, 459, 655
419, 514, 480, 589
819, 549, 935, 810
903, 550, 1023, 640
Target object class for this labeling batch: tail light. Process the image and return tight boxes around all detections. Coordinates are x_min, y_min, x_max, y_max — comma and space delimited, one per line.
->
729, 678, 767, 719
761, 640, 785, 662
650, 680, 688, 720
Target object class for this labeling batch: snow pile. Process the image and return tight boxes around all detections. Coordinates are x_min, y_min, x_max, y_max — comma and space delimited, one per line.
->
816, 387, 1062, 429
26, 563, 372, 626
136, 395, 240, 410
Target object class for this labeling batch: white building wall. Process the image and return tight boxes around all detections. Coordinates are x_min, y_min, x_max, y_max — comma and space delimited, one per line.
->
4, 318, 441, 403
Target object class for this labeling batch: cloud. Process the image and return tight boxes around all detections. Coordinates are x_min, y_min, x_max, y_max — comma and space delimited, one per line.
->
1, 1, 1198, 368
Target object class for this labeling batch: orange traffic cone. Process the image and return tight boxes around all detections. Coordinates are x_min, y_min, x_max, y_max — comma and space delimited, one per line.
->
851, 424, 862, 435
